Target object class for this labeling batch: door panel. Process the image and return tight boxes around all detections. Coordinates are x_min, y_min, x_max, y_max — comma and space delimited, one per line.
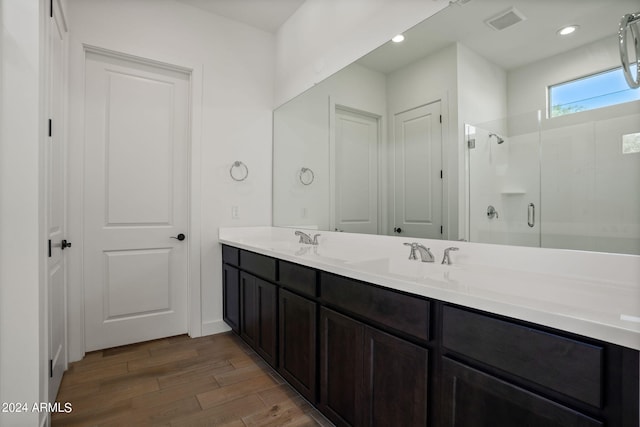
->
393, 101, 443, 238
240, 272, 258, 348
105, 71, 174, 225
334, 108, 379, 233
47, 0, 67, 402
441, 358, 602, 427
104, 249, 171, 318
256, 279, 277, 367
83, 51, 190, 351
320, 307, 365, 427
363, 327, 429, 427
279, 289, 317, 402
223, 264, 240, 333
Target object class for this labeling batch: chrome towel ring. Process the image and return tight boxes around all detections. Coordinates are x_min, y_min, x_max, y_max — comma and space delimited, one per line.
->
619, 12, 640, 89
230, 161, 248, 181
299, 167, 315, 185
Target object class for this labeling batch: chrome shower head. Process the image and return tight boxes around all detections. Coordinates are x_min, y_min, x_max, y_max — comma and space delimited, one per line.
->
489, 133, 504, 144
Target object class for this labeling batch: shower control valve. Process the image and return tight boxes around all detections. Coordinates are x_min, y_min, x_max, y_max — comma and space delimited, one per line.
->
487, 205, 499, 219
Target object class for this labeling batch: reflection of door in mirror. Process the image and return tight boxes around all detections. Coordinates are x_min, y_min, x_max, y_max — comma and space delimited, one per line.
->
393, 101, 443, 239
332, 107, 380, 234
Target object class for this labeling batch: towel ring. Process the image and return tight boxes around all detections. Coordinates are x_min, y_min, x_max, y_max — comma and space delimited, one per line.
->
299, 167, 314, 185
230, 161, 248, 181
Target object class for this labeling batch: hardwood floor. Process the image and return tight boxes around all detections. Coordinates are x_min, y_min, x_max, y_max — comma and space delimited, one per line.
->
52, 333, 333, 426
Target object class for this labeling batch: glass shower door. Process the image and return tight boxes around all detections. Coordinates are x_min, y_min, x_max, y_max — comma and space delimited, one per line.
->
467, 111, 541, 248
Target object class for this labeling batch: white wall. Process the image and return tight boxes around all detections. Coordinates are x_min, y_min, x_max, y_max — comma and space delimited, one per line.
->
274, 0, 450, 107
0, 1, 46, 426
66, 0, 275, 360
273, 63, 386, 231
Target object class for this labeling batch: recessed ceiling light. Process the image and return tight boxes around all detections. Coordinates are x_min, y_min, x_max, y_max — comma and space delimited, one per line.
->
557, 25, 579, 36
392, 34, 405, 43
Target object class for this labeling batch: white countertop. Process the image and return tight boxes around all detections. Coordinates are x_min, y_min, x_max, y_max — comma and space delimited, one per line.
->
219, 226, 640, 351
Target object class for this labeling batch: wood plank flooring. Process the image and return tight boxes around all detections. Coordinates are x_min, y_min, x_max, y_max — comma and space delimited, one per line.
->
52, 333, 333, 427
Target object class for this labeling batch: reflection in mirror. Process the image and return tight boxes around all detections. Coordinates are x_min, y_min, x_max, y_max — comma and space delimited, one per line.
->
273, 0, 640, 255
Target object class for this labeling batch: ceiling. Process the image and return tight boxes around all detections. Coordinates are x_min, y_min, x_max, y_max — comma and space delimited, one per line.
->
358, 0, 638, 74
175, 0, 306, 33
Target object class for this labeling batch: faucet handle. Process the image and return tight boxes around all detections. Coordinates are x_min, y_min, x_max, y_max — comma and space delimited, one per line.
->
403, 242, 418, 260
441, 247, 460, 265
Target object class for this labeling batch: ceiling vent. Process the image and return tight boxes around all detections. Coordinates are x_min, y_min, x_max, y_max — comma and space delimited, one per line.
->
485, 7, 526, 31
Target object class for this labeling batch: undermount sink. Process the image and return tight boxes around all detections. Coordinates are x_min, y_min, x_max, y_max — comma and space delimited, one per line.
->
347, 257, 461, 282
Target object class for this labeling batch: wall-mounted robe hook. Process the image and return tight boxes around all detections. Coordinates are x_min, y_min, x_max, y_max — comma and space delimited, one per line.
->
299, 167, 315, 185
230, 161, 248, 181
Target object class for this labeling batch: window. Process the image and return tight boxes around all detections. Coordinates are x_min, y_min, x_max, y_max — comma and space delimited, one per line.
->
548, 66, 639, 118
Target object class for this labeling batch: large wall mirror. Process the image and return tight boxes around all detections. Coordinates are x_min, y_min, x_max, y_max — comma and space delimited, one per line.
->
273, 0, 640, 256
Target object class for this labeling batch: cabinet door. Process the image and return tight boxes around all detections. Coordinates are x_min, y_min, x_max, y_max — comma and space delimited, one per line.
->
363, 327, 429, 427
279, 289, 317, 402
240, 272, 257, 348
441, 358, 603, 427
255, 278, 277, 367
222, 264, 240, 333
319, 308, 364, 427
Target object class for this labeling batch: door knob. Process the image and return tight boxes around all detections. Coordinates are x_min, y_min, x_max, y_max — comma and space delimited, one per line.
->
61, 239, 71, 250
394, 227, 402, 233
171, 233, 186, 241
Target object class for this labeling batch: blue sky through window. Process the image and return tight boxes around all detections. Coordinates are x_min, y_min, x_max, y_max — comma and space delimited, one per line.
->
549, 66, 639, 117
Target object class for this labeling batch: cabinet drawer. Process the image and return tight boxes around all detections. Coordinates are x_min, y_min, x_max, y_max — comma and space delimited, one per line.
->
278, 261, 317, 297
320, 272, 430, 342
442, 305, 603, 408
239, 250, 276, 281
222, 245, 239, 266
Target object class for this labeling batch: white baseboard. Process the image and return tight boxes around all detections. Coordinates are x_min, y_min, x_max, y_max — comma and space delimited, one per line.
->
200, 320, 232, 336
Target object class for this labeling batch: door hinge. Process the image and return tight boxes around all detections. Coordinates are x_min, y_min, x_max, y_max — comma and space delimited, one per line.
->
468, 138, 476, 149
440, 170, 443, 179
48, 240, 52, 257
440, 226, 443, 234
49, 359, 53, 378
48, 119, 52, 138
50, 0, 53, 17
439, 115, 442, 123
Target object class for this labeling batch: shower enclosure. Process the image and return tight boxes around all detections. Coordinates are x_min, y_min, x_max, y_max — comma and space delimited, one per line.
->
467, 106, 640, 255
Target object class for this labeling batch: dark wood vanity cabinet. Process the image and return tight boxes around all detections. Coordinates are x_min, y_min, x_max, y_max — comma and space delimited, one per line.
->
320, 307, 365, 426
319, 307, 429, 427
278, 288, 317, 402
222, 264, 240, 333
441, 358, 603, 427
221, 245, 639, 427
239, 272, 277, 367
222, 246, 241, 333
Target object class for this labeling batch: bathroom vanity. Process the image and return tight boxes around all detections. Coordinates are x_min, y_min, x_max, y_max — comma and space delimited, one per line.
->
219, 227, 639, 427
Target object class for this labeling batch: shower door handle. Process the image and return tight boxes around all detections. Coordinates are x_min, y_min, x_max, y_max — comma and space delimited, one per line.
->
527, 203, 535, 228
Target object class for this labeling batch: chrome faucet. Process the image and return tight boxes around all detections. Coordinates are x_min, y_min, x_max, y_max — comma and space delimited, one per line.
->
403, 242, 435, 262
441, 247, 459, 265
295, 230, 320, 245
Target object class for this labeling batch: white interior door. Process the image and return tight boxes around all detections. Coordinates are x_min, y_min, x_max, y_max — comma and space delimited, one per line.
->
47, 0, 67, 402
393, 101, 443, 239
83, 50, 190, 352
333, 107, 379, 234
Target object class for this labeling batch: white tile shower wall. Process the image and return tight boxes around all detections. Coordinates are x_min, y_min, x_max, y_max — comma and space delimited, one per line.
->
509, 36, 640, 255
66, 0, 275, 360
457, 43, 508, 240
